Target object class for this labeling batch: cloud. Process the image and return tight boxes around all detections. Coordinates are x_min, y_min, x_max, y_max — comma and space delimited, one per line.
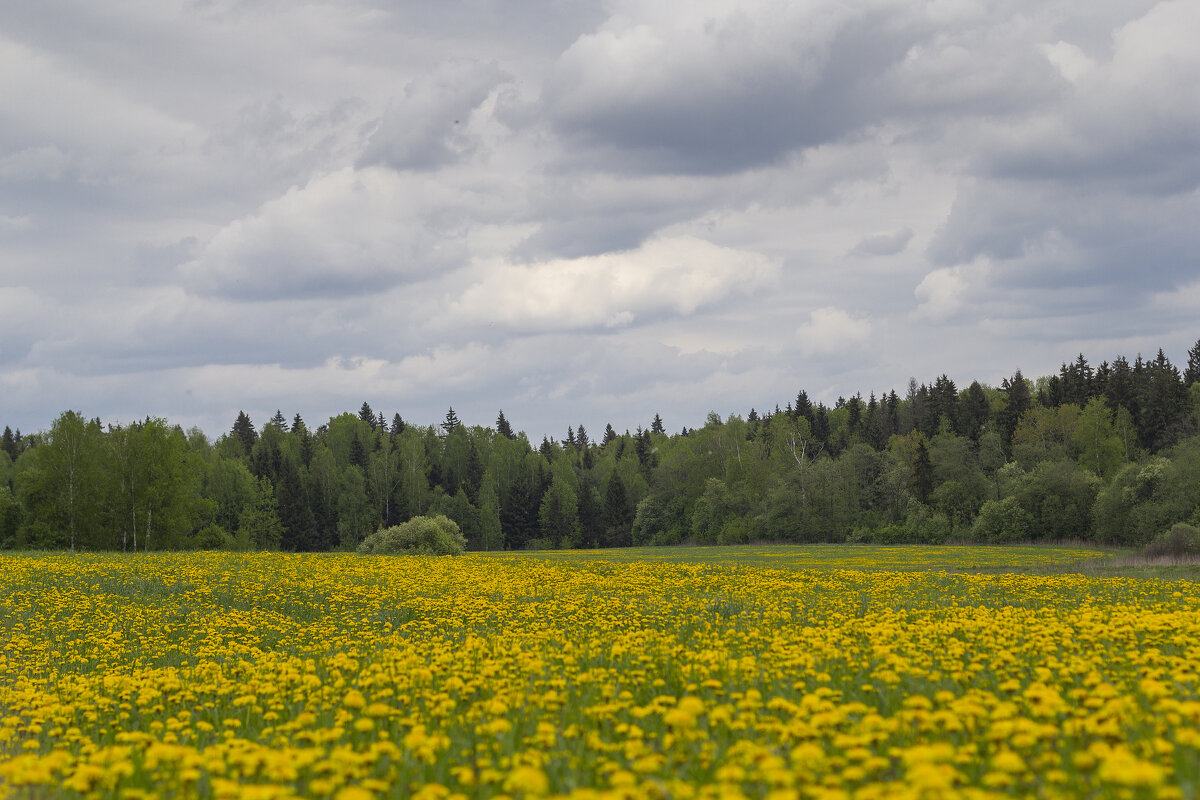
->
359, 60, 511, 171
796, 307, 872, 356
450, 235, 780, 332
913, 266, 969, 321
539, 0, 912, 174
180, 167, 481, 300
849, 226, 913, 257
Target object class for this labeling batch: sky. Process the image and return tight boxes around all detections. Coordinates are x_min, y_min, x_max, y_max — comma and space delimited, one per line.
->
1, 0, 1198, 442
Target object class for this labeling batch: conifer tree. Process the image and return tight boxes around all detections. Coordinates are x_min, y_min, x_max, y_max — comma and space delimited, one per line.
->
999, 370, 1031, 447
359, 402, 376, 427
1186, 339, 1200, 387
1, 427, 15, 462
602, 423, 617, 446
651, 414, 665, 435
390, 413, 406, 436
270, 409, 287, 429
441, 407, 460, 435
496, 410, 515, 440
232, 411, 257, 456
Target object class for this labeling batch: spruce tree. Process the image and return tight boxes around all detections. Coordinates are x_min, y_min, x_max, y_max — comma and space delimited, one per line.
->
232, 411, 257, 457
441, 407, 460, 435
270, 409, 287, 429
390, 413, 407, 436
359, 402, 376, 427
651, 414, 665, 435
496, 410, 515, 440
602, 475, 633, 547
602, 423, 617, 446
1186, 339, 1200, 387
1, 427, 15, 461
999, 370, 1031, 447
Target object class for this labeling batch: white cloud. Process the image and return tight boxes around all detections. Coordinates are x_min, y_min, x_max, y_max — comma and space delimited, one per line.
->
913, 266, 969, 320
449, 235, 779, 332
180, 167, 488, 300
796, 307, 872, 356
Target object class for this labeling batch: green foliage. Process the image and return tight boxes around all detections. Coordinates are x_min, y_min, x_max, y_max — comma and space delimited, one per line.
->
1144, 523, 1200, 560
357, 514, 466, 556
972, 497, 1033, 543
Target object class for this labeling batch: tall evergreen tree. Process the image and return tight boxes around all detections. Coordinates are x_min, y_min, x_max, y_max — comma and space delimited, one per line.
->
291, 413, 306, 433
232, 411, 257, 457
1186, 339, 1200, 387
390, 413, 406, 436
442, 407, 461, 435
960, 381, 991, 442
602, 474, 634, 547
651, 414, 665, 435
359, 402, 376, 427
999, 370, 1031, 447
602, 423, 617, 446
496, 410, 515, 440
1, 427, 15, 462
270, 409, 287, 429
276, 455, 317, 551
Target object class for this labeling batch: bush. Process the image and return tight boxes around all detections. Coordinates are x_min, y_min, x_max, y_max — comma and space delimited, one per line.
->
971, 497, 1033, 543
1145, 523, 1200, 560
193, 523, 233, 551
358, 515, 467, 556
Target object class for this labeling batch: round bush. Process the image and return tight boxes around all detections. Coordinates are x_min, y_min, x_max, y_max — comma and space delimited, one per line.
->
358, 514, 467, 556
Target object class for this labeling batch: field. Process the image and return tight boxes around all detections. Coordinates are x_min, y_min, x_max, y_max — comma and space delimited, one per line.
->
1, 546, 1198, 799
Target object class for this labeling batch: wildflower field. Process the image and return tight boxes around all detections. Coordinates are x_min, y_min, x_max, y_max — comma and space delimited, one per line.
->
2, 546, 1199, 799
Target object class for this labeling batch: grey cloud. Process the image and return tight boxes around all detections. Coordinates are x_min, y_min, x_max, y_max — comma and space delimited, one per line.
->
539, 4, 913, 175
849, 227, 913, 257
358, 60, 511, 171
180, 168, 478, 301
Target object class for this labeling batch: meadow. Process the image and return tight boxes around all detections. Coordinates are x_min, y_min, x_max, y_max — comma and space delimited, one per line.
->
1, 545, 1198, 799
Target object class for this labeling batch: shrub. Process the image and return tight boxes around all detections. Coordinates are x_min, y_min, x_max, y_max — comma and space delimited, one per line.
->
358, 515, 467, 556
1144, 523, 1200, 560
971, 497, 1033, 543
193, 523, 233, 551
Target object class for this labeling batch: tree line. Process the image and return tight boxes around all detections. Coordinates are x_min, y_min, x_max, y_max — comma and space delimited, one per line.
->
2, 342, 1199, 552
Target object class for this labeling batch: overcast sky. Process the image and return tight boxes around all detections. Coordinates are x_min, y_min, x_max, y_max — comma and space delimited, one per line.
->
2, 0, 1197, 442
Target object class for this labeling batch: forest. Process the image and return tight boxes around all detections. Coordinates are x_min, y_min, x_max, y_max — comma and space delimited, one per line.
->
2, 342, 1199, 553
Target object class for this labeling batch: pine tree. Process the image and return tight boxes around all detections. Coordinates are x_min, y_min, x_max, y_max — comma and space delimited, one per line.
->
359, 402, 376, 427
496, 410, 515, 440
442, 407, 460, 435
291, 413, 306, 433
270, 409, 287, 429
960, 381, 991, 442
576, 425, 590, 450
602, 423, 617, 446
539, 436, 555, 460
276, 456, 318, 551
232, 411, 257, 457
651, 414, 665, 435
999, 370, 1031, 447
1, 426, 15, 461
1186, 339, 1200, 387
602, 475, 633, 547
390, 413, 406, 436
912, 438, 934, 505
348, 437, 367, 469
463, 440, 484, 504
